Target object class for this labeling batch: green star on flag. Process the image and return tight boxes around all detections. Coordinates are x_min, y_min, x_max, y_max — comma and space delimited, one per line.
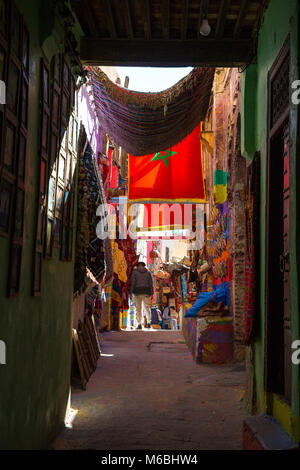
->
151, 149, 177, 167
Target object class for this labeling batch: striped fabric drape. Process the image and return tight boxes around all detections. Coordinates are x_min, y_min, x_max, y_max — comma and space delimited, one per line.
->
89, 67, 214, 156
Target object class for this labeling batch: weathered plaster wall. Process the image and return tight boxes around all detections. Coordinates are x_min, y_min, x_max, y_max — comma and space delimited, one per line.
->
223, 69, 246, 362
228, 153, 246, 362
0, 0, 80, 449
242, 0, 300, 441
211, 68, 246, 362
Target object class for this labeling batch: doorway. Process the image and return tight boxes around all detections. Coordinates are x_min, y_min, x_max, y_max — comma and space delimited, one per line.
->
265, 37, 291, 402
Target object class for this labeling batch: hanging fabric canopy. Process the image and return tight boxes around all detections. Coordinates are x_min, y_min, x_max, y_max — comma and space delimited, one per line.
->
89, 67, 214, 156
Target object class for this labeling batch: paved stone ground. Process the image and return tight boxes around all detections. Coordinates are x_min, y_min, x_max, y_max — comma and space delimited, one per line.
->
53, 330, 247, 450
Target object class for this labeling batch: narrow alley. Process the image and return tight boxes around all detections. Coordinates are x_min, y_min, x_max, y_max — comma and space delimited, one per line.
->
53, 331, 246, 450
1, 0, 300, 456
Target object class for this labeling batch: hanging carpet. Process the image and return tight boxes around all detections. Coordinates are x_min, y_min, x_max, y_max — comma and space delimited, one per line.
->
89, 67, 214, 156
74, 126, 110, 294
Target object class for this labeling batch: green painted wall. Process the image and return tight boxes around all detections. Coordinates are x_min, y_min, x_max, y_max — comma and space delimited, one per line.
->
242, 0, 300, 439
0, 0, 79, 449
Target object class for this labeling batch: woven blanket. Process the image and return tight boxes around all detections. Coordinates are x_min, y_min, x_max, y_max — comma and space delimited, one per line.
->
74, 126, 107, 294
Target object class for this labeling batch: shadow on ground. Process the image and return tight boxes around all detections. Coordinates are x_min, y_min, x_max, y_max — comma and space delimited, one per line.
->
53, 330, 247, 450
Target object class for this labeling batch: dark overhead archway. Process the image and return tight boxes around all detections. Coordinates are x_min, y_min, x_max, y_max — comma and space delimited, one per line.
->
71, 0, 269, 67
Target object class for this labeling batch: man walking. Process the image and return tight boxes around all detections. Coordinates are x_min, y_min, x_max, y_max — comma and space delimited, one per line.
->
130, 261, 153, 329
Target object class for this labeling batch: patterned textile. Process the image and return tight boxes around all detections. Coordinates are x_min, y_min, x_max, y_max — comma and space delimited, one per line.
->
181, 273, 188, 299
112, 241, 127, 283
110, 208, 127, 327
104, 238, 113, 285
129, 298, 136, 328
111, 273, 125, 330
74, 126, 107, 294
99, 285, 111, 331
182, 317, 199, 360
113, 207, 139, 310
107, 201, 139, 327
122, 309, 129, 328
183, 316, 233, 364
99, 156, 109, 198
122, 237, 139, 309
86, 286, 99, 312
90, 67, 214, 156
207, 171, 230, 285
244, 152, 260, 344
213, 170, 228, 204
198, 318, 233, 364
111, 275, 122, 312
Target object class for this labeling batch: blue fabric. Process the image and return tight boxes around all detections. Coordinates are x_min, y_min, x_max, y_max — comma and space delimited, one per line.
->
184, 282, 230, 318
213, 282, 230, 308
182, 273, 187, 299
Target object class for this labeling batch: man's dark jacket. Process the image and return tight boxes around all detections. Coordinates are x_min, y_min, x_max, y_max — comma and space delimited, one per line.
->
130, 266, 153, 296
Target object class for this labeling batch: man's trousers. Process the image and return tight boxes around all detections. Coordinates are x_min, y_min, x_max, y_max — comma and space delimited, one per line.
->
134, 294, 151, 326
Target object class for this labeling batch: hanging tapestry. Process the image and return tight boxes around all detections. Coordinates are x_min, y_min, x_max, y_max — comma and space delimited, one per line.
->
181, 273, 188, 299
90, 67, 214, 156
115, 207, 138, 310
128, 124, 205, 203
74, 126, 107, 294
111, 227, 125, 324
104, 237, 113, 285
111, 274, 122, 320
110, 206, 138, 325
214, 169, 228, 204
123, 237, 139, 309
112, 241, 127, 284
244, 152, 260, 345
98, 153, 110, 198
207, 170, 230, 285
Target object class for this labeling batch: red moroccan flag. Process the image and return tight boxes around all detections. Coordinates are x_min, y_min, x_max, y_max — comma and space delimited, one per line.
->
128, 124, 206, 203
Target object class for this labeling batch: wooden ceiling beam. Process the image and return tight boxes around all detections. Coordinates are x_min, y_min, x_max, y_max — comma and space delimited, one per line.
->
181, 0, 189, 40
162, 0, 170, 40
252, 0, 269, 38
215, 0, 231, 39
233, 0, 248, 38
143, 0, 152, 40
123, 0, 134, 39
80, 37, 254, 67
104, 0, 117, 39
75, 1, 98, 37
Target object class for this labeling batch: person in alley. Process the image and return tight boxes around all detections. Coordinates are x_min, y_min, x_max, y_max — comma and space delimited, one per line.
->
130, 261, 154, 329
